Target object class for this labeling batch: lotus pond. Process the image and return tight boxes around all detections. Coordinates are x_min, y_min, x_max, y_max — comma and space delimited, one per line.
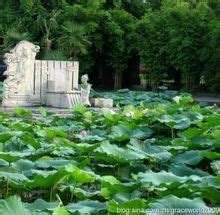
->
0, 90, 220, 214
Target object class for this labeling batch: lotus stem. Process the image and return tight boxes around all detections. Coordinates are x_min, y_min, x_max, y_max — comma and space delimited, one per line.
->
70, 182, 77, 202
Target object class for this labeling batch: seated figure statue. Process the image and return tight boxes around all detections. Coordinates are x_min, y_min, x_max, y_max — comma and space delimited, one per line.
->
80, 74, 91, 107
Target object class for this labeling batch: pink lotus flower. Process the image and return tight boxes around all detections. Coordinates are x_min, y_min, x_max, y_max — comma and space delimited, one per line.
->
80, 130, 87, 136
142, 108, 148, 114
152, 108, 157, 113
110, 110, 116, 115
125, 111, 135, 117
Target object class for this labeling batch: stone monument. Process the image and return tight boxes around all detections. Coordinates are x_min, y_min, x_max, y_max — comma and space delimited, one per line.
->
2, 41, 114, 109
3, 41, 40, 106
2, 41, 84, 108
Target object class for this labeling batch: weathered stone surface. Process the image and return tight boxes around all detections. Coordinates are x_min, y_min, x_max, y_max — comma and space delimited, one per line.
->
2, 41, 83, 108
35, 60, 79, 106
46, 91, 82, 108
3, 41, 40, 106
80, 74, 91, 107
91, 98, 113, 108
0, 103, 119, 118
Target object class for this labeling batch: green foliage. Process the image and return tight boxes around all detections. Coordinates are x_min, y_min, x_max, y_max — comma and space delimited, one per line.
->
57, 22, 92, 58
136, 1, 219, 91
137, 10, 169, 89
0, 91, 219, 213
201, 20, 220, 92
0, 196, 43, 215
0, 1, 219, 89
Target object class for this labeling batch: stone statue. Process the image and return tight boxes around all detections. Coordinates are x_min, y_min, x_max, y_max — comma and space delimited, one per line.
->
2, 41, 40, 106
2, 41, 87, 108
80, 74, 91, 107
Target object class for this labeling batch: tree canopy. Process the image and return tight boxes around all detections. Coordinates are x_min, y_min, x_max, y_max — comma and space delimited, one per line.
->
0, 0, 219, 91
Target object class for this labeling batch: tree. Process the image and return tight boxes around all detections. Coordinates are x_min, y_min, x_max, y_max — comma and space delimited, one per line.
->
122, 0, 147, 18
36, 10, 60, 53
0, 0, 219, 93
102, 9, 137, 90
57, 22, 91, 59
165, 2, 214, 90
137, 10, 169, 91
201, 20, 220, 92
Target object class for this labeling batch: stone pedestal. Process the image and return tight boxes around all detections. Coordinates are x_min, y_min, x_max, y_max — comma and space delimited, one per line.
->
46, 91, 82, 108
91, 98, 113, 108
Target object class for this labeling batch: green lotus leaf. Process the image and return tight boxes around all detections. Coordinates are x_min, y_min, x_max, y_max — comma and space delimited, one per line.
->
112, 190, 141, 203
100, 176, 138, 198
200, 187, 220, 204
132, 127, 153, 139
136, 170, 201, 188
182, 127, 203, 139
71, 187, 99, 200
0, 132, 13, 142
211, 160, 220, 174
149, 195, 208, 214
199, 151, 220, 160
65, 200, 107, 214
36, 159, 78, 169
39, 107, 54, 117
0, 158, 9, 167
169, 164, 209, 177
99, 141, 144, 162
75, 134, 105, 142
65, 164, 94, 183
0, 167, 28, 183
123, 105, 143, 119
25, 168, 70, 189
0, 151, 31, 162
109, 124, 132, 141
128, 139, 171, 161
73, 104, 88, 115
51, 147, 75, 157
10, 121, 33, 131
159, 114, 191, 130
37, 127, 67, 140
172, 150, 203, 165
71, 142, 100, 153
214, 129, 220, 138
0, 196, 45, 215
201, 116, 220, 128
178, 95, 194, 104
83, 111, 92, 119
117, 89, 130, 93
0, 90, 219, 210
13, 107, 32, 117
53, 204, 69, 215
25, 199, 58, 212
102, 108, 121, 122
108, 199, 146, 215
185, 110, 204, 122
21, 132, 41, 149
12, 159, 36, 177
101, 175, 121, 185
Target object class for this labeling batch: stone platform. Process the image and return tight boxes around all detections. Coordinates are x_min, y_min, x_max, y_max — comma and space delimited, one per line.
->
0, 105, 72, 118
0, 103, 118, 118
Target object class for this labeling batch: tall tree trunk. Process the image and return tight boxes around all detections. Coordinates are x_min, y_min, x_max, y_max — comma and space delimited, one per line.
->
173, 70, 181, 90
123, 53, 140, 88
44, 38, 52, 53
114, 70, 122, 91
152, 81, 159, 92
185, 73, 192, 91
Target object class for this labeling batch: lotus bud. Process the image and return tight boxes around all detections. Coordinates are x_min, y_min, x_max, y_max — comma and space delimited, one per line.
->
80, 130, 87, 136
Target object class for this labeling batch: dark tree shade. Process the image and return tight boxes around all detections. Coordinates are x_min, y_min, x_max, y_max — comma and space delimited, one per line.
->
0, 0, 219, 92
